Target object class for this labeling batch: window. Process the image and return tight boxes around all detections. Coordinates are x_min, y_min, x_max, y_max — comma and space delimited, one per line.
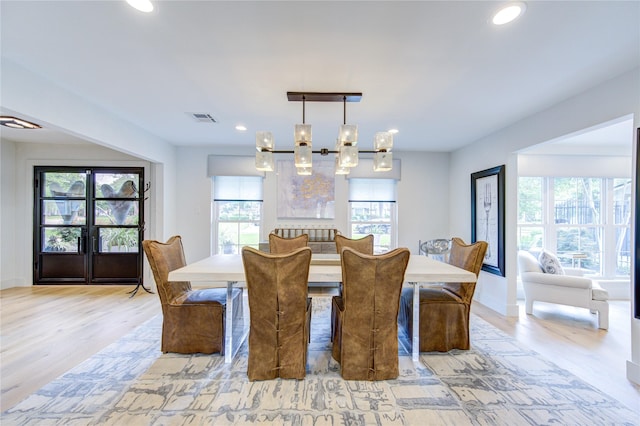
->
612, 178, 632, 275
517, 176, 544, 256
348, 179, 397, 253
517, 176, 631, 278
213, 176, 263, 254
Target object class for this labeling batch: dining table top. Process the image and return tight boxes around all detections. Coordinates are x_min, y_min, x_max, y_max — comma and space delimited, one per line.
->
168, 253, 477, 285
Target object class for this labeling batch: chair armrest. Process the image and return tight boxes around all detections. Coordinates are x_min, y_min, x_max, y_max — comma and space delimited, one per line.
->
521, 271, 592, 289
563, 267, 586, 277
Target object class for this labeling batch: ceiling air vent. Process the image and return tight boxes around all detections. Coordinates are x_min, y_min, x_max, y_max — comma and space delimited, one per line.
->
190, 113, 217, 123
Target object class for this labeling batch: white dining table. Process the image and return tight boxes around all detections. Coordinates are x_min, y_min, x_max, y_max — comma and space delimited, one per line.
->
168, 253, 477, 363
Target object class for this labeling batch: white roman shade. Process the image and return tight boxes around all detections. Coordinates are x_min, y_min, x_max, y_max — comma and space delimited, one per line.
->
349, 178, 396, 202
213, 176, 263, 201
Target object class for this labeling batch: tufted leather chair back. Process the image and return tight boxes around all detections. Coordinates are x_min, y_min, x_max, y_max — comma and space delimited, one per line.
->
242, 246, 313, 380
142, 235, 192, 308
268, 233, 309, 254
443, 237, 488, 304
334, 234, 374, 255
333, 247, 410, 380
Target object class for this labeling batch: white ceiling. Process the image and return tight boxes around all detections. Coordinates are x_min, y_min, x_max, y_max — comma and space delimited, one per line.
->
1, 1, 638, 154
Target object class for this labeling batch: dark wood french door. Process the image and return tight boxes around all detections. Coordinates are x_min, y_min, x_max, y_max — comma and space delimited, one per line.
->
33, 166, 144, 285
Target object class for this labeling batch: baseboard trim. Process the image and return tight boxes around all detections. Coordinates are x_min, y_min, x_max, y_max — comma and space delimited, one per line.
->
626, 360, 640, 385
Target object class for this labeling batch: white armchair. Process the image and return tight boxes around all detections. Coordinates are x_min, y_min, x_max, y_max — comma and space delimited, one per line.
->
517, 250, 609, 329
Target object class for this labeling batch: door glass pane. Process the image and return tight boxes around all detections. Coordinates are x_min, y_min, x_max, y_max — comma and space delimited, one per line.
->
42, 172, 86, 197
99, 228, 139, 253
42, 227, 81, 252
42, 172, 86, 225
95, 172, 139, 225
95, 200, 139, 225
43, 199, 86, 225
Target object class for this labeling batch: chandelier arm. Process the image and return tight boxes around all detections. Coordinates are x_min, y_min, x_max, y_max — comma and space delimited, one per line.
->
268, 149, 378, 155
302, 95, 306, 124
343, 96, 347, 125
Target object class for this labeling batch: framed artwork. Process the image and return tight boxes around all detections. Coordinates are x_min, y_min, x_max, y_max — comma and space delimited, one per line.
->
277, 160, 335, 219
471, 165, 505, 276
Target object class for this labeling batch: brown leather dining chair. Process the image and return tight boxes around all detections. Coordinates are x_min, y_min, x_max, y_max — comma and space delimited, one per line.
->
334, 233, 374, 256
241, 246, 313, 380
142, 235, 243, 354
332, 247, 410, 380
331, 234, 374, 341
399, 237, 487, 352
268, 232, 309, 254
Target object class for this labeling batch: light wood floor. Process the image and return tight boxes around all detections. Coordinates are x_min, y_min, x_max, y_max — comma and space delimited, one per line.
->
1, 286, 639, 412
0, 286, 160, 412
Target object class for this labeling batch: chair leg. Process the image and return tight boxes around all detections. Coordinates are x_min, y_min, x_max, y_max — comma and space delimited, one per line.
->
525, 298, 534, 315
597, 306, 609, 330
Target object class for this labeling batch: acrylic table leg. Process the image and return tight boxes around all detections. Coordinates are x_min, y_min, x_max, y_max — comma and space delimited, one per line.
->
224, 281, 237, 364
412, 281, 420, 362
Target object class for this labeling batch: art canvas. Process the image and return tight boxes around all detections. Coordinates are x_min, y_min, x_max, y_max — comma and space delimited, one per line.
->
475, 174, 499, 268
277, 160, 335, 219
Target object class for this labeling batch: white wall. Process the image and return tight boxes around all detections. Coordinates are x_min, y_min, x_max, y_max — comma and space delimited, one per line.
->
1, 140, 17, 288
519, 154, 632, 177
449, 67, 640, 384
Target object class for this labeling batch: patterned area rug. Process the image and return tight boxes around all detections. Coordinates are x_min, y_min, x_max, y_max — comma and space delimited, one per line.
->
2, 297, 638, 425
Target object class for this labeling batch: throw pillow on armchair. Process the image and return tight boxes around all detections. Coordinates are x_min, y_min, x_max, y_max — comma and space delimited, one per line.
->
538, 249, 565, 275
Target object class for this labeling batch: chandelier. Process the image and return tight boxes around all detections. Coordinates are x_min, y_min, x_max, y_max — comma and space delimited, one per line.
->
255, 92, 394, 175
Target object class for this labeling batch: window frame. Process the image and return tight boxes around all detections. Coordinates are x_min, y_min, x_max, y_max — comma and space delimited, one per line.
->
212, 176, 263, 255
347, 178, 398, 253
517, 176, 631, 279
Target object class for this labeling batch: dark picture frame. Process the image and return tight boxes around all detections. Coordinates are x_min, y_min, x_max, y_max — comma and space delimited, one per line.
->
471, 165, 505, 277
635, 127, 640, 319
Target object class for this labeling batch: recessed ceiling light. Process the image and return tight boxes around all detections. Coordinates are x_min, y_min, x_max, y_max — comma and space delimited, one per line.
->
0, 116, 41, 129
388, 128, 399, 134
492, 2, 526, 25
235, 125, 247, 131
126, 0, 153, 13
